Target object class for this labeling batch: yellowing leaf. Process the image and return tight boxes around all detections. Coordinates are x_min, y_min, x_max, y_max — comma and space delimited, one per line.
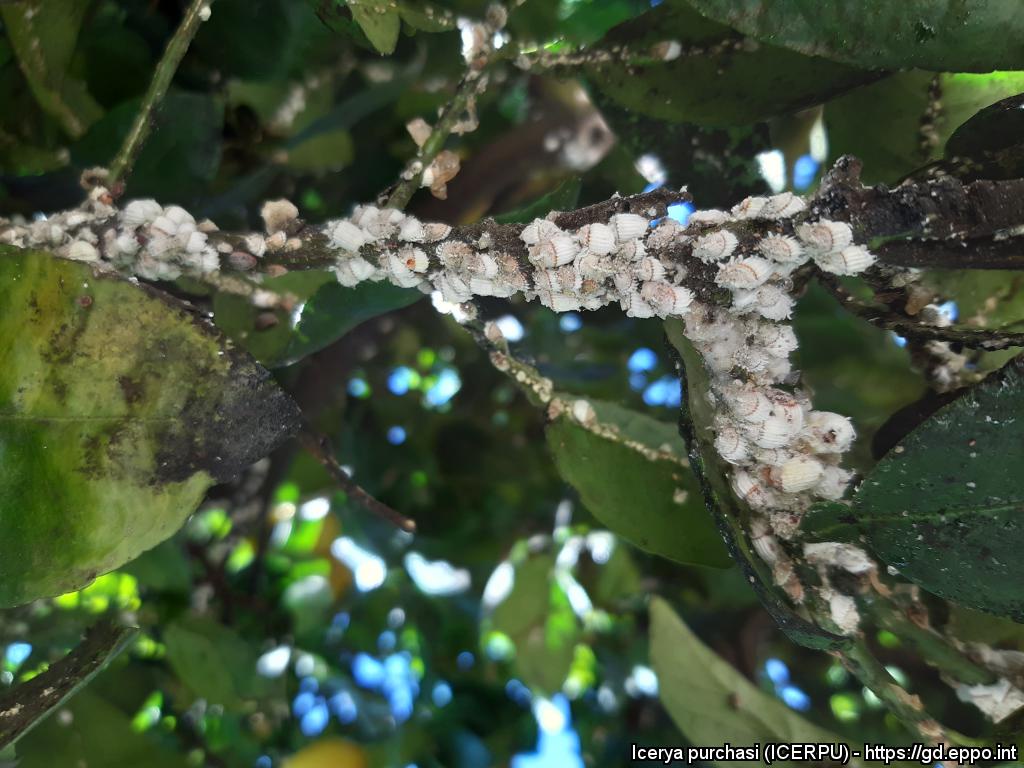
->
285, 738, 368, 768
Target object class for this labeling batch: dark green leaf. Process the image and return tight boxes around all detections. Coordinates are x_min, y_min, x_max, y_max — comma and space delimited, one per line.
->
192, 0, 292, 79
73, 90, 223, 201
587, 1, 877, 126
163, 616, 276, 710
494, 178, 582, 224
0, 621, 136, 750
856, 355, 1024, 620
284, 280, 423, 363
945, 91, 1024, 180
0, 248, 300, 606
545, 399, 730, 568
650, 597, 850, 765
684, 0, 1024, 72
826, 72, 1024, 185
0, 0, 102, 137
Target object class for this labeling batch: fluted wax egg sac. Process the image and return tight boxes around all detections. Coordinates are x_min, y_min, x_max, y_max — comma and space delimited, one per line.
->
714, 425, 750, 464
66, 240, 100, 263
639, 281, 693, 317
616, 239, 646, 262
646, 219, 681, 250
814, 245, 876, 276
692, 229, 738, 263
521, 218, 561, 246
575, 251, 613, 279
759, 192, 806, 219
537, 289, 582, 312
795, 220, 852, 254
329, 220, 369, 253
687, 209, 731, 227
731, 468, 773, 509
756, 324, 799, 358
398, 217, 426, 243
576, 222, 617, 256
747, 413, 797, 449
632, 256, 666, 283
726, 384, 772, 423
715, 257, 774, 290
732, 284, 794, 321
609, 213, 649, 243
529, 234, 579, 268
804, 411, 856, 453
772, 456, 824, 493
437, 240, 474, 271
758, 235, 806, 265
436, 273, 473, 303
123, 199, 164, 228
731, 196, 767, 220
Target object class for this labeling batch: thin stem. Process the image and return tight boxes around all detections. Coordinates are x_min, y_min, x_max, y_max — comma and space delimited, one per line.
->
384, 69, 490, 210
865, 597, 997, 687
299, 427, 416, 533
819, 273, 1024, 351
107, 0, 212, 190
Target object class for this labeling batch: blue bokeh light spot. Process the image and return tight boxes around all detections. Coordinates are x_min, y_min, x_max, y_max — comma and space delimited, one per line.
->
667, 202, 695, 226
559, 313, 582, 333
793, 154, 819, 190
627, 347, 658, 373
386, 426, 407, 445
764, 658, 790, 686
388, 366, 415, 395
780, 685, 811, 711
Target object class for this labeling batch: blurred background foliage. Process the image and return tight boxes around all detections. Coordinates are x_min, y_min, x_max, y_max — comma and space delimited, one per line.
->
2, 0, 1024, 766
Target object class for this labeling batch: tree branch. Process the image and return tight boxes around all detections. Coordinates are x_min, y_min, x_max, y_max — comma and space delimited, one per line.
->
298, 426, 416, 533
107, 0, 212, 191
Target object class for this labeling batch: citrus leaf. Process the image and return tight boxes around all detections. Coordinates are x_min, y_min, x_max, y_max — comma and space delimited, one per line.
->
284, 738, 368, 768
0, 0, 102, 137
684, 0, 1024, 73
0, 248, 300, 607
587, 1, 878, 127
348, 0, 401, 54
0, 621, 136, 750
163, 616, 276, 710
855, 355, 1024, 620
650, 596, 850, 766
284, 280, 422, 363
17, 690, 186, 768
826, 71, 1024, 185
494, 178, 582, 224
545, 399, 730, 568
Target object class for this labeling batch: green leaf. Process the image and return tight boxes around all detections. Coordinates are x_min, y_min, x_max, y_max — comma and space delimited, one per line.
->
855, 355, 1024, 620
284, 280, 423, 363
684, 0, 1024, 73
0, 248, 300, 606
587, 1, 877, 126
0, 621, 136, 750
826, 71, 1024, 185
72, 90, 223, 201
650, 597, 849, 765
489, 553, 578, 695
0, 0, 102, 137
545, 398, 730, 568
349, 0, 402, 54
192, 0, 292, 80
17, 690, 186, 768
494, 178, 582, 224
945, 92, 1024, 180
163, 616, 275, 710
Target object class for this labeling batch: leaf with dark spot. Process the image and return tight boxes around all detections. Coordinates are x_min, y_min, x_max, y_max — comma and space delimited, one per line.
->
0, 248, 300, 607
